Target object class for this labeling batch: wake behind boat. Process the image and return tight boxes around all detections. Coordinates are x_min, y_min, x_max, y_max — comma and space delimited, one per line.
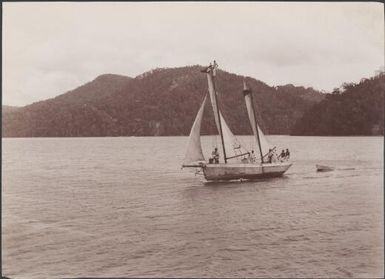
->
182, 61, 292, 181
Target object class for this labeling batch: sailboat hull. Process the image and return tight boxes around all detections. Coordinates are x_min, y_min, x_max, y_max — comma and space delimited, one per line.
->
203, 162, 292, 181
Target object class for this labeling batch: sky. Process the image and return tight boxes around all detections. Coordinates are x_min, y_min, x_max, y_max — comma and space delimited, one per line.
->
3, 2, 384, 106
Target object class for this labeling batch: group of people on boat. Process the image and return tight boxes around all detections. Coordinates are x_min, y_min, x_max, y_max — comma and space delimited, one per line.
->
267, 148, 290, 163
241, 150, 256, 163
208, 147, 290, 164
279, 149, 290, 161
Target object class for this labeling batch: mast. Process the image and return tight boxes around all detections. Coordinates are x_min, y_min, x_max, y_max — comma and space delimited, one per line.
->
211, 61, 227, 163
243, 81, 264, 163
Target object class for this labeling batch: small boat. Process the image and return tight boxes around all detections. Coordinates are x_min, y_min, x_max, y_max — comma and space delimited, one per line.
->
182, 61, 292, 181
316, 164, 334, 172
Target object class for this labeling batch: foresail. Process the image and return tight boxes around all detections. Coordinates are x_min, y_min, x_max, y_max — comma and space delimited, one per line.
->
182, 95, 207, 165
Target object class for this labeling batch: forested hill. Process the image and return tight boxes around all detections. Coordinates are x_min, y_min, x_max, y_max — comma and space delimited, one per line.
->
3, 65, 325, 137
2, 105, 20, 113
291, 72, 385, 136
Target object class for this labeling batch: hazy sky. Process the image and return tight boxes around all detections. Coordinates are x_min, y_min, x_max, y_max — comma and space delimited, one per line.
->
3, 2, 384, 106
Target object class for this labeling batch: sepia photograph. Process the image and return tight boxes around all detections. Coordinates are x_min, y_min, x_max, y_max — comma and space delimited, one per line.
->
2, 1, 384, 278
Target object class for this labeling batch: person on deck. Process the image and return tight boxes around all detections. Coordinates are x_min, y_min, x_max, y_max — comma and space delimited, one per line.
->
279, 149, 286, 161
285, 148, 290, 160
271, 149, 278, 163
212, 147, 220, 164
249, 150, 256, 163
267, 148, 273, 163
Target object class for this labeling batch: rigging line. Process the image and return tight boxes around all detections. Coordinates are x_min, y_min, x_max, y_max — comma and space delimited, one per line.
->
234, 133, 249, 153
217, 107, 248, 153
214, 93, 251, 158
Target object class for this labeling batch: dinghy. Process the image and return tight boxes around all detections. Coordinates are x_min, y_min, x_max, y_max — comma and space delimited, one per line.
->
182, 61, 292, 181
316, 164, 335, 172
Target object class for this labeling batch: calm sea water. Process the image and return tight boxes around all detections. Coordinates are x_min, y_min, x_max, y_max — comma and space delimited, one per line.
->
2, 136, 384, 278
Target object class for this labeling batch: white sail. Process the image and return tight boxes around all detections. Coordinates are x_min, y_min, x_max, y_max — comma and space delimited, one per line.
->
182, 95, 207, 165
243, 82, 271, 161
220, 112, 249, 162
257, 124, 271, 159
206, 72, 220, 132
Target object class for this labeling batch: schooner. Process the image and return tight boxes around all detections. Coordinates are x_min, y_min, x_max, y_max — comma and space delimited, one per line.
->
182, 61, 292, 181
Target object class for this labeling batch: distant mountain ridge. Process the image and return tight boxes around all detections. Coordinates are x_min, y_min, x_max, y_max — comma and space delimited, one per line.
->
3, 65, 325, 137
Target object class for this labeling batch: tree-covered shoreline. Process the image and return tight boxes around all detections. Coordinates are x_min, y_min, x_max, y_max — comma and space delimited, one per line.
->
291, 72, 384, 136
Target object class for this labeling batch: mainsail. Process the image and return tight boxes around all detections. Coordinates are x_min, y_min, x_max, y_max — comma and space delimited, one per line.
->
220, 112, 248, 161
243, 81, 271, 161
182, 95, 207, 166
206, 65, 248, 163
